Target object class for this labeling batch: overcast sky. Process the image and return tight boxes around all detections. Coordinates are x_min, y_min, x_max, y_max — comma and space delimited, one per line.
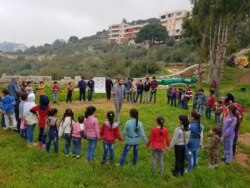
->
0, 0, 191, 46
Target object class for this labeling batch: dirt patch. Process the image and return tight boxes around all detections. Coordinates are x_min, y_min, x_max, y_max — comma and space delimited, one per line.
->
238, 133, 250, 146
235, 68, 250, 84
235, 148, 250, 170
235, 133, 250, 170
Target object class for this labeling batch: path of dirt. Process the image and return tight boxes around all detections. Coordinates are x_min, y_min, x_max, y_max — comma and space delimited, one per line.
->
235, 133, 250, 170
236, 68, 250, 84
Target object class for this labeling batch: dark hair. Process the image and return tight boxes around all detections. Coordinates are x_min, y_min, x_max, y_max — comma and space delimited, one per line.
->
81, 76, 85, 80
20, 93, 27, 101
27, 81, 31, 85
146, 77, 149, 80
228, 104, 237, 117
130, 108, 139, 133
54, 81, 57, 84
179, 115, 189, 131
107, 111, 115, 128
78, 115, 84, 123
152, 76, 156, 79
48, 108, 58, 116
63, 108, 74, 122
191, 112, 201, 135
85, 106, 96, 118
209, 89, 215, 95
2, 89, 9, 95
156, 116, 165, 136
40, 81, 44, 84
211, 126, 221, 137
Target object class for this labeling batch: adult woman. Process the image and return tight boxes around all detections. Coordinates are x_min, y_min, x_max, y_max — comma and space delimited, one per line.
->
170, 115, 190, 176
187, 112, 204, 172
222, 104, 238, 164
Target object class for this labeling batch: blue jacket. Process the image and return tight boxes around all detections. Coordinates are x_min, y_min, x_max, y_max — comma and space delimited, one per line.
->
78, 80, 86, 90
8, 81, 20, 99
187, 121, 204, 151
125, 81, 132, 91
122, 118, 147, 145
136, 84, 144, 93
1, 96, 16, 114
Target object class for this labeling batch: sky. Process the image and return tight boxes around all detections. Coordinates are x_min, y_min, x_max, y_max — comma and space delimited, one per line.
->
0, 0, 191, 47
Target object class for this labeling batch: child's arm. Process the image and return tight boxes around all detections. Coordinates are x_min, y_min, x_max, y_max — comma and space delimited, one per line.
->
139, 124, 148, 144
165, 129, 171, 148
114, 127, 122, 141
170, 128, 178, 148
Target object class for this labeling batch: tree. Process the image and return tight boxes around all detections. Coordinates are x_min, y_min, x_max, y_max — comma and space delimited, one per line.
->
183, 0, 250, 96
136, 23, 168, 46
68, 36, 79, 43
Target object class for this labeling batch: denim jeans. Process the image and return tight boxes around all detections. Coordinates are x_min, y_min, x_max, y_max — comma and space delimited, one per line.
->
143, 91, 149, 103
205, 106, 212, 119
188, 150, 198, 172
64, 133, 71, 155
79, 89, 86, 101
215, 113, 221, 123
27, 124, 35, 144
102, 142, 114, 162
152, 149, 164, 174
170, 96, 177, 106
126, 91, 132, 102
115, 101, 123, 122
88, 89, 93, 101
196, 104, 204, 115
53, 93, 58, 103
86, 138, 97, 161
136, 92, 143, 103
150, 91, 157, 103
72, 137, 82, 156
46, 135, 59, 153
20, 129, 27, 139
119, 144, 139, 166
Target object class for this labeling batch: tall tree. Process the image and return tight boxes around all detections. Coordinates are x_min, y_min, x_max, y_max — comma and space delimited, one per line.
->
183, 0, 250, 96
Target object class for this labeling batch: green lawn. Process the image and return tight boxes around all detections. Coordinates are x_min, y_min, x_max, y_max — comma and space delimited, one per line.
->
0, 67, 250, 188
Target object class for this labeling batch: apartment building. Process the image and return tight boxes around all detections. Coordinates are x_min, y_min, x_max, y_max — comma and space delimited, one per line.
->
108, 22, 147, 44
160, 10, 190, 40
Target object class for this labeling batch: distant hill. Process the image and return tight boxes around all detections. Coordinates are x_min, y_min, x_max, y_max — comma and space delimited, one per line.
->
0, 42, 27, 52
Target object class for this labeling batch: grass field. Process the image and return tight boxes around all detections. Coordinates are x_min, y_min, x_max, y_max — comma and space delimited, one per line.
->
0, 67, 250, 188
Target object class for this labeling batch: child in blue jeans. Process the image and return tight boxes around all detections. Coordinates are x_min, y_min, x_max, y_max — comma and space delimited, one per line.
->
71, 115, 85, 158
45, 108, 60, 153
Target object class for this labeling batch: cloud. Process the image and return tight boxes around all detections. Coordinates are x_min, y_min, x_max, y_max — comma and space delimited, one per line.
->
0, 0, 191, 46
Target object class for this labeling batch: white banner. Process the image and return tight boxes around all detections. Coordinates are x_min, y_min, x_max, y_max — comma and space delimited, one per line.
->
93, 77, 106, 93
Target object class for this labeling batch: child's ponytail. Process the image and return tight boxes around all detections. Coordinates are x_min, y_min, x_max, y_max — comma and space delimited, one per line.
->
130, 108, 139, 133
107, 111, 115, 128
156, 116, 165, 136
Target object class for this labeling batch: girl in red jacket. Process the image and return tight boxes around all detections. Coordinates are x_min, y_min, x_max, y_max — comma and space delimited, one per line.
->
100, 111, 122, 164
147, 116, 170, 175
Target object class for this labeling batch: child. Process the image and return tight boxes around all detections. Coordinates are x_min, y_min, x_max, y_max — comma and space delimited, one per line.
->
1, 89, 17, 130
205, 89, 215, 120
36, 81, 45, 97
19, 93, 27, 139
23, 93, 37, 147
72, 115, 85, 158
215, 100, 223, 124
84, 106, 100, 161
118, 108, 147, 166
196, 89, 206, 115
170, 115, 190, 177
177, 88, 183, 108
135, 80, 143, 103
204, 126, 221, 169
66, 82, 74, 103
59, 108, 75, 156
167, 86, 172, 105
147, 116, 170, 175
170, 86, 177, 107
25, 81, 33, 94
0, 96, 5, 128
30, 95, 50, 149
52, 81, 60, 103
45, 108, 60, 153
100, 111, 122, 164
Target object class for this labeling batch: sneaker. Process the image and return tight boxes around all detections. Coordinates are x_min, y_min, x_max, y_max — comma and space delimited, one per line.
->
72, 154, 76, 157
116, 163, 121, 167
208, 164, 215, 169
76, 155, 80, 159
4, 127, 10, 130
101, 161, 106, 165
65, 154, 69, 157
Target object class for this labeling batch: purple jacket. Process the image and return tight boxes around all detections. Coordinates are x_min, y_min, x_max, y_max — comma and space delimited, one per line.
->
222, 115, 237, 137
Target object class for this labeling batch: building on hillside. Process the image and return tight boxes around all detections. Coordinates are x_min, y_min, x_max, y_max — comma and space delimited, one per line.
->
108, 22, 147, 44
0, 73, 52, 83
160, 10, 190, 40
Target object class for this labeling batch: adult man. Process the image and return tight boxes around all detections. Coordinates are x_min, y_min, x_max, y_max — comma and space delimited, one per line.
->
8, 77, 21, 100
149, 76, 158, 103
143, 77, 150, 103
105, 77, 113, 100
112, 79, 125, 123
77, 76, 87, 102
87, 77, 95, 101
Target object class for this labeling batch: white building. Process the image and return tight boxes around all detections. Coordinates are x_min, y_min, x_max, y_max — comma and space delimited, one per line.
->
160, 10, 190, 40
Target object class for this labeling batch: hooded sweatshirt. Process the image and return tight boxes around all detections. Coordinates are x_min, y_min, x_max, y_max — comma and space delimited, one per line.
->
30, 95, 50, 128
100, 121, 122, 143
23, 93, 37, 125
